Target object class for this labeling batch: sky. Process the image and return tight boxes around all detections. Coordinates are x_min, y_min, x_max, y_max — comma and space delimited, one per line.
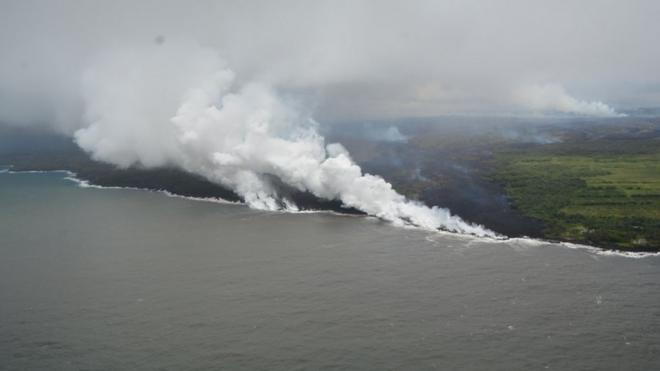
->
1, 0, 659, 130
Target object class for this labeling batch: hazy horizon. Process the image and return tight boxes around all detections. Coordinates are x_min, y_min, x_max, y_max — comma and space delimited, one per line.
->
1, 0, 659, 131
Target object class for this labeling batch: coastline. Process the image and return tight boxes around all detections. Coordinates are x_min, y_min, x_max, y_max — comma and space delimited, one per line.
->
3, 166, 659, 258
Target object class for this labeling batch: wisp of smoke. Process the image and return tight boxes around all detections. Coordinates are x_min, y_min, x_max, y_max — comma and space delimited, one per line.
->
73, 43, 495, 237
515, 83, 624, 117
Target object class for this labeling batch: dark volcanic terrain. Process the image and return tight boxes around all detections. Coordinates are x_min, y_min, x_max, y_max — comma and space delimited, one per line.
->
3, 115, 660, 250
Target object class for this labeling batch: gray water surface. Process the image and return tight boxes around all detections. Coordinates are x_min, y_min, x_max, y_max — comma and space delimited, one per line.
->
1, 172, 659, 370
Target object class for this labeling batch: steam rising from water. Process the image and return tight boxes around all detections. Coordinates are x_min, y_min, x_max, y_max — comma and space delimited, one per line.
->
73, 44, 494, 237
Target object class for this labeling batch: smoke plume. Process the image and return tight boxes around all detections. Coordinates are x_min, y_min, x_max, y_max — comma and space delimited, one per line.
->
514, 84, 624, 117
73, 43, 494, 236
3, 1, 656, 237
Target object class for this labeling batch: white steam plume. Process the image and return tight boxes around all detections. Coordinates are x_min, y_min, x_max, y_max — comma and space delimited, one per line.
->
74, 43, 494, 237
514, 83, 624, 117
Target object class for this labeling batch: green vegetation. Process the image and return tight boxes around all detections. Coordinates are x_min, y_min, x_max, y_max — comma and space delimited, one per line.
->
492, 141, 660, 250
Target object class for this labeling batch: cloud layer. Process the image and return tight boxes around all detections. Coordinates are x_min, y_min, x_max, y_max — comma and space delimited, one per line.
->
1, 0, 658, 125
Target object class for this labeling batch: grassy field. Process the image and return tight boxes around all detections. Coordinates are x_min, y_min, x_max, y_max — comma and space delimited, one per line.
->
492, 143, 660, 250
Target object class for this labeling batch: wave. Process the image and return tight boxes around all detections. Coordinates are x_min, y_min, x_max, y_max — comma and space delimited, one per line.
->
59, 171, 494, 232
3, 168, 75, 175
556, 241, 660, 259
61, 174, 360, 217
423, 232, 660, 258
62, 174, 241, 205
473, 236, 660, 259
4, 168, 659, 258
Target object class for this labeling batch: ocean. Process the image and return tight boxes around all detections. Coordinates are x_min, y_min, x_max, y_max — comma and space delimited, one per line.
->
1, 171, 659, 370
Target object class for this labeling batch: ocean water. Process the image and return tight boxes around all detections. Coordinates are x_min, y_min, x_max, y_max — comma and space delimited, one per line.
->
1, 171, 659, 370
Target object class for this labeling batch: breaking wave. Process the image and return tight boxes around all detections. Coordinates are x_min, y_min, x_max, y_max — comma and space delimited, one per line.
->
4, 170, 657, 258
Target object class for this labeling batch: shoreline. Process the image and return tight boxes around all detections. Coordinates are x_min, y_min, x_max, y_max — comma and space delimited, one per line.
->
3, 166, 659, 257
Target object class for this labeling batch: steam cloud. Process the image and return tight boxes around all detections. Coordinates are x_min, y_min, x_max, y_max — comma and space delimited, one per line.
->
74, 43, 494, 237
2, 1, 655, 237
515, 84, 624, 117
